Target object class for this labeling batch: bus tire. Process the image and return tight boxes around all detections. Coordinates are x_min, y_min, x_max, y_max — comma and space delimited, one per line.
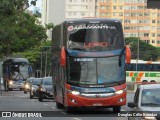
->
65, 106, 73, 113
56, 101, 64, 109
113, 106, 121, 113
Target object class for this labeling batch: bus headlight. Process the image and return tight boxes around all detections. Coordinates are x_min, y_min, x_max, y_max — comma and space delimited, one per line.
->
115, 88, 126, 95
71, 91, 80, 95
9, 81, 13, 85
115, 90, 123, 94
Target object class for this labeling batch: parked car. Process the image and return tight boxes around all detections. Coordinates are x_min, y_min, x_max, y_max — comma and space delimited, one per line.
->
128, 83, 160, 120
8, 79, 25, 90
23, 77, 35, 94
30, 78, 43, 99
38, 77, 53, 102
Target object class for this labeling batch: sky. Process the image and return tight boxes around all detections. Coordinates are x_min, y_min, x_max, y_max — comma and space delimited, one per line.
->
28, 0, 42, 12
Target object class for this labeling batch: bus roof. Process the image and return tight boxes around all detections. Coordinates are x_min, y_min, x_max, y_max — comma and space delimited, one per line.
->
3, 58, 29, 63
62, 18, 121, 24
130, 59, 160, 64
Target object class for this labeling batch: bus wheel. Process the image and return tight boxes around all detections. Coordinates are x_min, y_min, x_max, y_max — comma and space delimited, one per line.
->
65, 106, 73, 113
113, 106, 121, 113
56, 101, 64, 109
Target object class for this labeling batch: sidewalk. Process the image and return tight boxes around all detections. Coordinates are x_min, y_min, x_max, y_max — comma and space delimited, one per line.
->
0, 84, 14, 96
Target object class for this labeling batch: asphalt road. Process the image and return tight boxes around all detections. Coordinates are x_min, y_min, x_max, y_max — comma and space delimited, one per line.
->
0, 85, 134, 120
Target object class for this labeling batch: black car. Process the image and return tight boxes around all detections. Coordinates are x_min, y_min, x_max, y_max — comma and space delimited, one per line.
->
38, 77, 53, 102
30, 78, 43, 99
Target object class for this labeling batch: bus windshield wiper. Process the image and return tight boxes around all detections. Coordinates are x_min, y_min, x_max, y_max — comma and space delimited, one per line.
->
103, 81, 122, 85
80, 81, 96, 84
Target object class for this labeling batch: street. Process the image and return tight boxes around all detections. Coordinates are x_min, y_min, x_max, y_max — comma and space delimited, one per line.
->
0, 84, 134, 120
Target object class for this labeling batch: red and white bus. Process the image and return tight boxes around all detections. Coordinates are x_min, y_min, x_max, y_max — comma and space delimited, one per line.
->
52, 18, 131, 112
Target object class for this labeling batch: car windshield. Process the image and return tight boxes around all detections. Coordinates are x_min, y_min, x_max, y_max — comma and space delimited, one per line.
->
42, 78, 52, 85
32, 78, 42, 85
141, 88, 160, 106
68, 56, 125, 85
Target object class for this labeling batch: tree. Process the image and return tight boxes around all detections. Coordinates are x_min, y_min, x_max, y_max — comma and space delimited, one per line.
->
0, 0, 47, 58
125, 37, 159, 61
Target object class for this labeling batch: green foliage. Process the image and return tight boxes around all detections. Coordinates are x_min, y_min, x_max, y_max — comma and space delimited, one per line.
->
125, 37, 159, 61
0, 0, 47, 59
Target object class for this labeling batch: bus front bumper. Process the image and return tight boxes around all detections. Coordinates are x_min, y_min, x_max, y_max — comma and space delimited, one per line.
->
65, 92, 126, 107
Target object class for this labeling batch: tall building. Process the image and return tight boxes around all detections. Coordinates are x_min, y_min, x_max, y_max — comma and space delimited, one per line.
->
96, 0, 160, 47
42, 0, 95, 39
66, 0, 95, 19
42, 0, 160, 47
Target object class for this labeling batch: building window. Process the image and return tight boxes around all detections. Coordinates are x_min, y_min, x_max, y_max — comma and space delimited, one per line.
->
152, 20, 156, 23
113, 6, 116, 10
152, 33, 156, 37
144, 33, 149, 37
101, 6, 105, 10
119, 6, 123, 10
152, 40, 155, 43
106, 6, 110, 10
144, 13, 150, 17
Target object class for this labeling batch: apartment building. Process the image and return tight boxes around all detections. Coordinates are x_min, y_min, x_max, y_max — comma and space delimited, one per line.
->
42, 0, 95, 39
66, 0, 95, 19
96, 0, 160, 47
42, 0, 160, 46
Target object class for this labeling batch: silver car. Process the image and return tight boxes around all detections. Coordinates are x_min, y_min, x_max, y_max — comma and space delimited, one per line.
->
128, 84, 160, 120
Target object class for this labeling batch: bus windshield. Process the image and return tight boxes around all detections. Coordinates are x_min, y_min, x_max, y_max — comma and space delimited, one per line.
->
67, 23, 124, 51
68, 56, 125, 85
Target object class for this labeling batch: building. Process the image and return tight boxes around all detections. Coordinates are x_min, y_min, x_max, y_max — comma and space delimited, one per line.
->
42, 0, 160, 47
42, 0, 95, 39
95, 0, 160, 47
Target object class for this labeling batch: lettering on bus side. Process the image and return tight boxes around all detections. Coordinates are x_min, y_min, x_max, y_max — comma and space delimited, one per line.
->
84, 42, 108, 48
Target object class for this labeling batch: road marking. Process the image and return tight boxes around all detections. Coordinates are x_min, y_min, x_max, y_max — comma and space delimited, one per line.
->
44, 103, 48, 105
61, 111, 67, 115
73, 118, 81, 120
52, 107, 56, 109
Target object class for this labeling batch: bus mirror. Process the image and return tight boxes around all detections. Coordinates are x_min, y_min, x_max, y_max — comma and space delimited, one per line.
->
125, 45, 131, 64
60, 46, 66, 66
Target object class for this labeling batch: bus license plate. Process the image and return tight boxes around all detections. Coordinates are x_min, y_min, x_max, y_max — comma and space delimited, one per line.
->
93, 103, 102, 106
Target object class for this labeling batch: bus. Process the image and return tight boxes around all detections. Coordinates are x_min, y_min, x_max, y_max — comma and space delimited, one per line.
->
126, 59, 160, 83
52, 18, 131, 112
3, 58, 32, 91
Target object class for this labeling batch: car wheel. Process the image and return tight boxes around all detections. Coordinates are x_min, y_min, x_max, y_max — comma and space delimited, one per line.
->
38, 94, 43, 102
24, 91, 27, 94
56, 101, 64, 109
113, 106, 121, 113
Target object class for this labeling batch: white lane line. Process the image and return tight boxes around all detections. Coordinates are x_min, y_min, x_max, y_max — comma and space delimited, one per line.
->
73, 118, 82, 120
52, 107, 56, 109
61, 111, 67, 115
44, 103, 48, 106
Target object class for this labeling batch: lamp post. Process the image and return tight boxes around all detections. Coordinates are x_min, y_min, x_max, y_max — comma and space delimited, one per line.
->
40, 46, 51, 77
